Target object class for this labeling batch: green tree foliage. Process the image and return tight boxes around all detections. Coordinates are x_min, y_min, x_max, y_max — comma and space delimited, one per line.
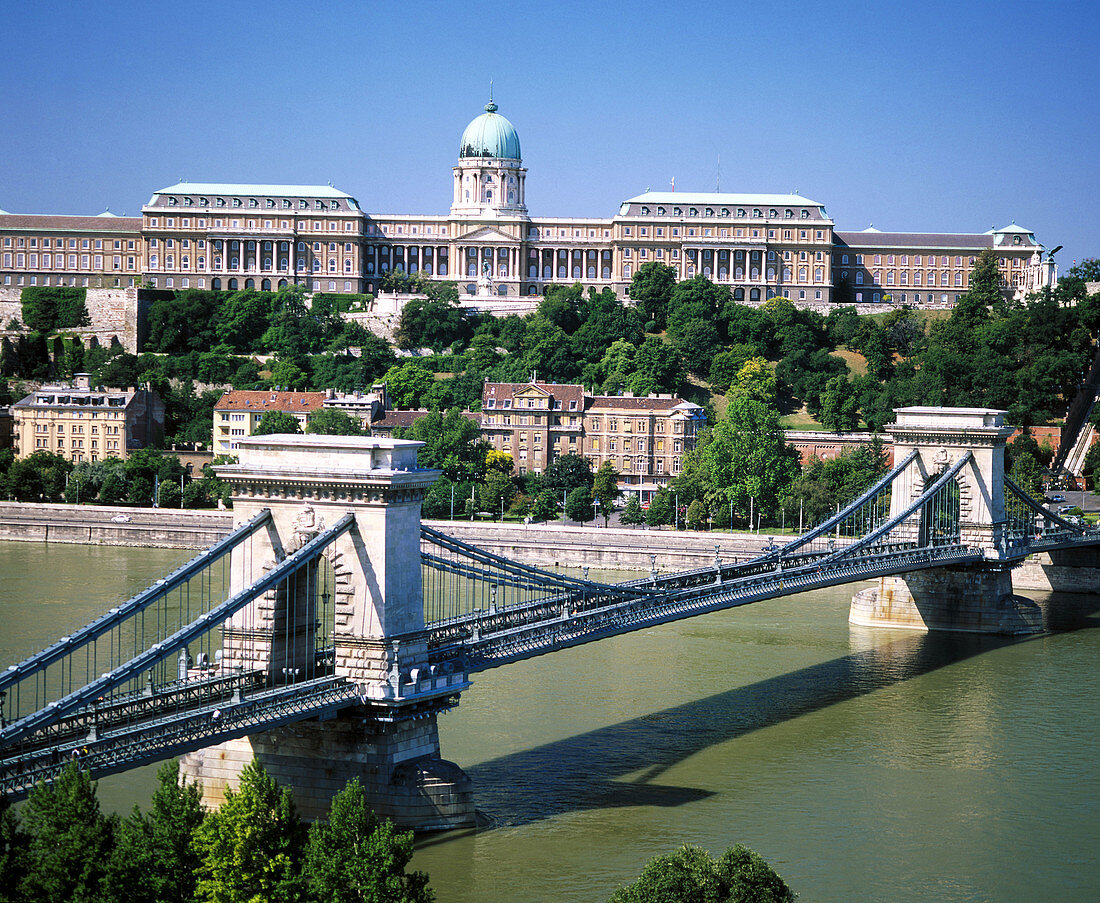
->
146, 290, 223, 353
5, 450, 72, 502
592, 460, 621, 525
818, 375, 861, 432
628, 261, 677, 331
18, 762, 118, 903
730, 357, 778, 405
304, 778, 433, 903
697, 396, 799, 519
194, 759, 306, 903
645, 487, 673, 527
305, 408, 364, 436
20, 286, 90, 333
630, 335, 683, 396
783, 439, 889, 525
382, 363, 435, 409
1066, 258, 1100, 282
478, 469, 515, 518
541, 453, 594, 493
619, 493, 645, 527
685, 498, 708, 530
393, 409, 488, 482
565, 485, 595, 522
608, 843, 795, 903
709, 344, 761, 395
395, 295, 472, 351
255, 410, 304, 435
530, 488, 561, 522
0, 795, 28, 897
666, 275, 729, 343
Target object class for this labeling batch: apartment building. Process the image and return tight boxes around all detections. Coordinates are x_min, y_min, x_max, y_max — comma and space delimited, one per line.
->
11, 373, 164, 463
212, 389, 325, 456
481, 380, 705, 498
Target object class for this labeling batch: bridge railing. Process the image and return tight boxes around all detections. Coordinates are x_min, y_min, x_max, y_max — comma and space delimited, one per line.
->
0, 508, 274, 730
0, 513, 356, 755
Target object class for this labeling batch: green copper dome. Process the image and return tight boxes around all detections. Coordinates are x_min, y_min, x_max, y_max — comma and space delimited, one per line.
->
458, 100, 521, 161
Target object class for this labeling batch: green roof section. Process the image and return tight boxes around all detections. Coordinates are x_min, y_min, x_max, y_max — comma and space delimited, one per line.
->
458, 100, 522, 161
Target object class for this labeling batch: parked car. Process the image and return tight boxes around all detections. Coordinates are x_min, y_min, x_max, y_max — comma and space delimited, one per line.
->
1048, 494, 1066, 503
1057, 505, 1076, 515
110, 514, 132, 523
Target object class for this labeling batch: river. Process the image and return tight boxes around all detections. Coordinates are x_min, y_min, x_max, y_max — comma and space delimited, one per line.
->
1, 541, 1097, 902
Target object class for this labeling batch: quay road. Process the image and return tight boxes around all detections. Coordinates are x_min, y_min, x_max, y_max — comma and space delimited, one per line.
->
0, 501, 778, 569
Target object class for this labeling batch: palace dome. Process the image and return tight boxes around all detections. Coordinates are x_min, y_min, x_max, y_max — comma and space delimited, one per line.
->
458, 100, 521, 161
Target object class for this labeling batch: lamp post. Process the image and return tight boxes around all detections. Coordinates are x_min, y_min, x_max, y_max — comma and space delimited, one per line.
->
674, 493, 679, 530
563, 489, 567, 525
593, 499, 598, 525
450, 484, 455, 520
729, 498, 734, 533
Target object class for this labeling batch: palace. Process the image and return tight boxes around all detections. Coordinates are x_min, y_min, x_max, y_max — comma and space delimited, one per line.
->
0, 97, 1059, 305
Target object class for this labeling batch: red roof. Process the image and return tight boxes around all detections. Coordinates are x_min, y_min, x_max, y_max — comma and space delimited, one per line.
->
483, 381, 586, 410
0, 213, 142, 232
214, 390, 326, 413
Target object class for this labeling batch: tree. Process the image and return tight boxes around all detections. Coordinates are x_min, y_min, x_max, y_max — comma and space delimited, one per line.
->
608, 844, 795, 903
541, 453, 594, 494
382, 363, 435, 409
630, 335, 683, 396
255, 410, 303, 435
304, 778, 433, 903
818, 375, 861, 432
306, 408, 364, 436
394, 409, 488, 483
628, 261, 677, 330
5, 451, 71, 502
698, 396, 799, 521
478, 469, 515, 519
645, 487, 673, 527
565, 485, 595, 523
619, 494, 645, 527
730, 357, 778, 405
0, 795, 28, 900
19, 762, 117, 903
194, 759, 306, 903
530, 488, 561, 522
395, 295, 471, 351
685, 498, 708, 530
592, 460, 621, 526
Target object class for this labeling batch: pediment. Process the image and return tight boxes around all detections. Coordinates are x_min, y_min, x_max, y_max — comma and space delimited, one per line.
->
456, 225, 517, 243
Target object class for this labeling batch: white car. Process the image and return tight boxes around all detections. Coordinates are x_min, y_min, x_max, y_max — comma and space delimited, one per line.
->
110, 514, 132, 524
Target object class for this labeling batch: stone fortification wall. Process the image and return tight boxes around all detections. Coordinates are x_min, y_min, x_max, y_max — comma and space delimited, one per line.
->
0, 287, 149, 352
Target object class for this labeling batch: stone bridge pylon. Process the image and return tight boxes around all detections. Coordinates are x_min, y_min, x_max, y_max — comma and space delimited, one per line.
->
179, 434, 475, 828
849, 407, 1043, 635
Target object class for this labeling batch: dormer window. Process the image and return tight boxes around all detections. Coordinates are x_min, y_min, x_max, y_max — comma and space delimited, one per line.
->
753, 209, 762, 218
216, 198, 226, 207
249, 198, 258, 207
769, 209, 777, 217
168, 197, 178, 205
721, 207, 730, 216
674, 207, 682, 216
657, 206, 665, 215
641, 206, 649, 215
801, 209, 810, 218
233, 198, 242, 207
737, 208, 745, 217
785, 209, 793, 218
689, 208, 698, 216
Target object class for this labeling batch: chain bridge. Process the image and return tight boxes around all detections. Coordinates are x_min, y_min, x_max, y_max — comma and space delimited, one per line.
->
1, 407, 1097, 828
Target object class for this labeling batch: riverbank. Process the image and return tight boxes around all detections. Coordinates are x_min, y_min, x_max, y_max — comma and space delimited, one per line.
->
0, 501, 1082, 588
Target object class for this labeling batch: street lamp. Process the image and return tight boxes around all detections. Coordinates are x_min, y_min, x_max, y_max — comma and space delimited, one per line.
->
675, 493, 679, 530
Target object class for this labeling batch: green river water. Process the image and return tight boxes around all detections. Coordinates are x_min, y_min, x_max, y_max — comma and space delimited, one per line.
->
1, 541, 1097, 902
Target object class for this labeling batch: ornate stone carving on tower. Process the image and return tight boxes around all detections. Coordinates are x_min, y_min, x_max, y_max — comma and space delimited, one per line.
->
850, 407, 1042, 635
179, 434, 475, 828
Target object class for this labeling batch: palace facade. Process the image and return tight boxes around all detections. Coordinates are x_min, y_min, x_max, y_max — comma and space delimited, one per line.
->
0, 98, 1059, 305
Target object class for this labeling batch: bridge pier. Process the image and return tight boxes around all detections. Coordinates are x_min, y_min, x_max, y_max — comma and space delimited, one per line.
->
180, 435, 475, 828
850, 407, 1043, 635
851, 567, 1041, 635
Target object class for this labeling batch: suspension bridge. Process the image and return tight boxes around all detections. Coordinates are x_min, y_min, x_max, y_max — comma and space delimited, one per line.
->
1, 408, 1096, 827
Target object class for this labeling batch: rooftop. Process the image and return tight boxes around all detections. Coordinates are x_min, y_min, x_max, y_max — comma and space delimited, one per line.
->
622, 191, 826, 207
214, 390, 326, 413
151, 182, 357, 199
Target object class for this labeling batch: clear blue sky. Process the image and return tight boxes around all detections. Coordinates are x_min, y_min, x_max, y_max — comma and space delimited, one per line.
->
2, 0, 1097, 268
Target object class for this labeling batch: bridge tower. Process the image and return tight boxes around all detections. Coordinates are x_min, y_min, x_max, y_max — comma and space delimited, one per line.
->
850, 407, 1043, 634
179, 434, 475, 828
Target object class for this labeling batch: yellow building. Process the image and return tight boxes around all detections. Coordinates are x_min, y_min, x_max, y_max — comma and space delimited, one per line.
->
212, 389, 326, 456
11, 373, 164, 463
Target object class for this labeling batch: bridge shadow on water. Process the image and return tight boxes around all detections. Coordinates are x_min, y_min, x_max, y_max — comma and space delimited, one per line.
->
419, 592, 1100, 841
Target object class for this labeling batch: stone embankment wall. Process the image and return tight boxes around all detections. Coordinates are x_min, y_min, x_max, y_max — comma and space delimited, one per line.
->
0, 287, 149, 352
0, 501, 232, 549
422, 520, 775, 570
